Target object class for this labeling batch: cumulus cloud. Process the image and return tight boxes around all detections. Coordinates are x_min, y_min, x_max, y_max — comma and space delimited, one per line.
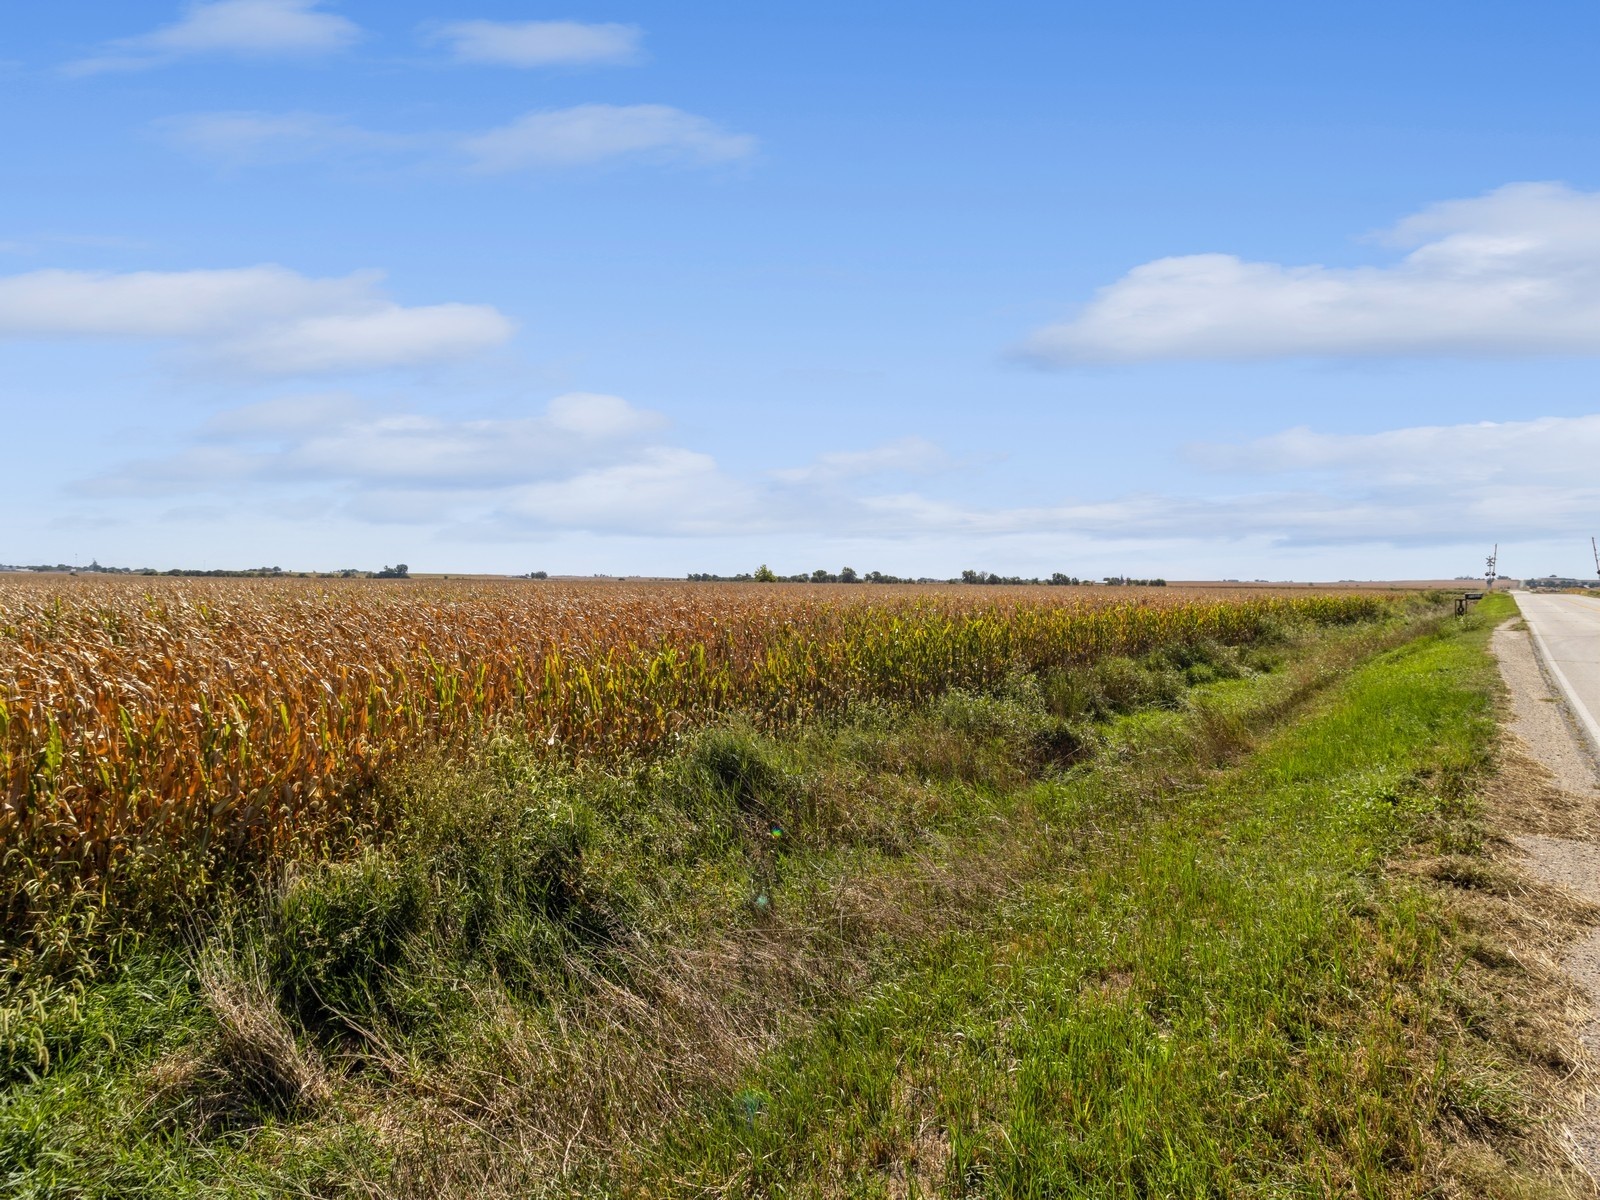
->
464, 104, 756, 171
772, 414, 1591, 553
0, 265, 368, 336
288, 396, 668, 486
770, 416, 1600, 548
544, 391, 668, 438
504, 449, 756, 535
92, 388, 1591, 553
224, 304, 514, 373
101, 393, 670, 495
0, 265, 513, 373
428, 20, 642, 67
1024, 183, 1600, 364
91, 398, 955, 537
1190, 414, 1600, 485
67, 0, 360, 75
1171, 414, 1600, 544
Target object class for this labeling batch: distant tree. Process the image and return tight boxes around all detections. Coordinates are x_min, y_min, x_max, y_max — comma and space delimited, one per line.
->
811, 568, 835, 583
529, 570, 548, 579
839, 566, 859, 583
754, 563, 778, 582
376, 563, 410, 579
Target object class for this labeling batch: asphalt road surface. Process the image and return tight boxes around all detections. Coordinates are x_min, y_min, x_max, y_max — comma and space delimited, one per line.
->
1512, 590, 1600, 752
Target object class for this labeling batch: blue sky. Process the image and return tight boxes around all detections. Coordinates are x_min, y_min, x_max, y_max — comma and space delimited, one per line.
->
6, 1, 1600, 578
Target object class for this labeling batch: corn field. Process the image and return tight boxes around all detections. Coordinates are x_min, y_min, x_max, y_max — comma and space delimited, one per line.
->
0, 577, 1392, 957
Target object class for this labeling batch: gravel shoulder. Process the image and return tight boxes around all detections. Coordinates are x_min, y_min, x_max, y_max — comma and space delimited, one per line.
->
1491, 618, 1600, 1180
1496, 618, 1600, 798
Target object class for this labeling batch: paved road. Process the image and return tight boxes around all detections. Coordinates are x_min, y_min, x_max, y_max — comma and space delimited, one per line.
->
1513, 590, 1600, 751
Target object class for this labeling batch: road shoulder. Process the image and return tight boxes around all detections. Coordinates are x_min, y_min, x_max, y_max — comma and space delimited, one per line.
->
1491, 616, 1600, 1182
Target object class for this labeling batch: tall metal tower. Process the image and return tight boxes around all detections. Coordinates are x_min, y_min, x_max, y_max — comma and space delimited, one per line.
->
1485, 544, 1498, 592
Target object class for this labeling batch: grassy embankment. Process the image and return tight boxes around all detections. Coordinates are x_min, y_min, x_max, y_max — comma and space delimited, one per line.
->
3, 592, 1580, 1197
615, 591, 1582, 1198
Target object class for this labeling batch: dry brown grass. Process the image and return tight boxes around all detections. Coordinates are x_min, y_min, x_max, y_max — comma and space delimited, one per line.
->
1491, 742, 1600, 843
141, 944, 333, 1141
1395, 731, 1600, 1197
197, 944, 332, 1115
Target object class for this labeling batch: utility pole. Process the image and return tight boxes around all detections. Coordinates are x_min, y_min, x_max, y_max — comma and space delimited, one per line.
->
1485, 544, 1498, 592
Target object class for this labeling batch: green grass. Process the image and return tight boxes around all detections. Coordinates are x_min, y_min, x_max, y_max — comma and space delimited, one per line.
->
5, 597, 1572, 1198
601, 593, 1558, 1197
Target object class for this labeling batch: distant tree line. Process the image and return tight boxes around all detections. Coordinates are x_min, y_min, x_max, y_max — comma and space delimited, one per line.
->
689, 566, 903, 583
0, 559, 1164, 587
683, 566, 1166, 586
0, 560, 410, 579
959, 571, 1164, 586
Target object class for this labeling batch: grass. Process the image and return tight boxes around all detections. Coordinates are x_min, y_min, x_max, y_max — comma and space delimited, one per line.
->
2, 594, 1581, 1197
612, 606, 1507, 1196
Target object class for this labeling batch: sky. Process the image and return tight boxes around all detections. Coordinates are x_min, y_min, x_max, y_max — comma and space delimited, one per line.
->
6, 1, 1600, 580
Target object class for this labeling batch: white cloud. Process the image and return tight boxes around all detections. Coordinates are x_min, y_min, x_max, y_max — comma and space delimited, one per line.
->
504, 448, 756, 535
89, 398, 945, 537
503, 436, 952, 537
68, 0, 361, 75
288, 396, 667, 486
769, 415, 1600, 548
464, 104, 757, 171
0, 266, 365, 336
101, 393, 670, 494
771, 436, 948, 484
224, 304, 513, 373
1189, 414, 1600, 486
1024, 183, 1600, 364
872, 413, 1592, 549
428, 20, 642, 67
92, 388, 1591, 554
154, 111, 406, 166
0, 265, 513, 373
545, 391, 667, 438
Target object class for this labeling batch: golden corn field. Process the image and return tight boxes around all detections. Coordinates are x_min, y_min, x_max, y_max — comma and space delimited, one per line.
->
0, 576, 1392, 955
